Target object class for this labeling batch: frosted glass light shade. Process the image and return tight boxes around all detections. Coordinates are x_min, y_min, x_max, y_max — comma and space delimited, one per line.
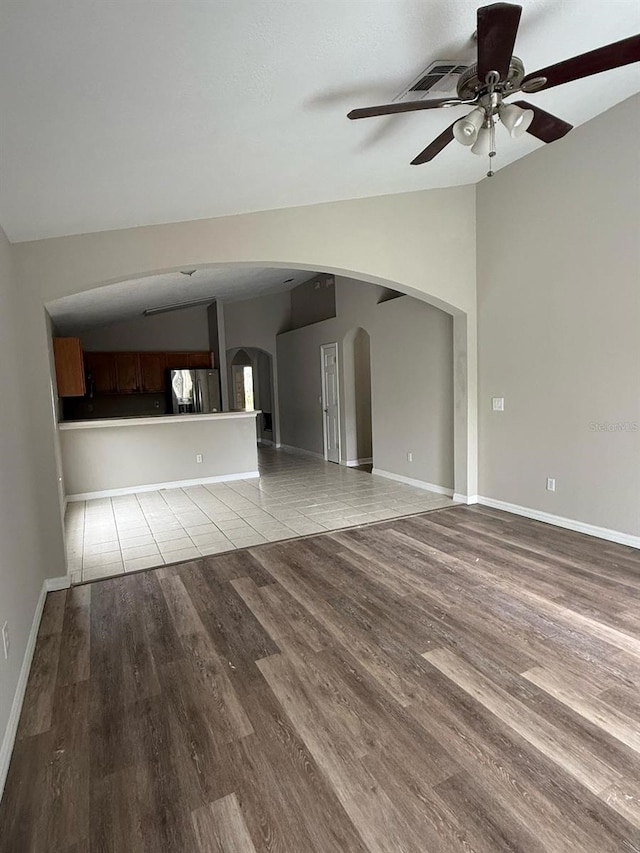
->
471, 126, 492, 156
453, 108, 485, 146
500, 103, 534, 138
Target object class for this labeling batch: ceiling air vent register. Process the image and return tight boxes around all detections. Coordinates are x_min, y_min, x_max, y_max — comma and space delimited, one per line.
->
395, 60, 470, 102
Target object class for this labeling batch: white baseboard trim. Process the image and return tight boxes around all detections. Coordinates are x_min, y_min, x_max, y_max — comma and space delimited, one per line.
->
477, 495, 640, 549
278, 444, 326, 461
0, 580, 48, 801
257, 438, 274, 447
66, 470, 260, 502
372, 468, 454, 497
453, 493, 479, 505
46, 576, 71, 591
343, 457, 373, 467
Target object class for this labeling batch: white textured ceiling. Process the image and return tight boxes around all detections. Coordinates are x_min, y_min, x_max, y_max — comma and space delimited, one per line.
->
47, 267, 316, 333
1, 0, 639, 242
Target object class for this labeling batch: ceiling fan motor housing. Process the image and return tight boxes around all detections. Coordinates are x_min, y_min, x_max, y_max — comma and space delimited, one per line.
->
456, 56, 525, 100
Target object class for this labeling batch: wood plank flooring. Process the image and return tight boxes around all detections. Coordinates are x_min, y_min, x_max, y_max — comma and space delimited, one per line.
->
1, 505, 640, 852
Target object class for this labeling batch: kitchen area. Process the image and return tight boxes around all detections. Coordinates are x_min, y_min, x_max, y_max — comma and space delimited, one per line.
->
53, 338, 261, 502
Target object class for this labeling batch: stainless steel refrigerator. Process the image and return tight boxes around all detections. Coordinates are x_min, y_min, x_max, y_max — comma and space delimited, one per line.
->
169, 369, 221, 414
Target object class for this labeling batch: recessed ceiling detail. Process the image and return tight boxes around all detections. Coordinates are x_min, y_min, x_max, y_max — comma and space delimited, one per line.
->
1, 0, 639, 241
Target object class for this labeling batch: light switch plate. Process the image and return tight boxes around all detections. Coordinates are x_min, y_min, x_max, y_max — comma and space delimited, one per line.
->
492, 397, 505, 411
546, 478, 556, 492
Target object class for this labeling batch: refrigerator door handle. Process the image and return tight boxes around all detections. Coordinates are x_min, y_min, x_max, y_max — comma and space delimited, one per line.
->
195, 374, 203, 413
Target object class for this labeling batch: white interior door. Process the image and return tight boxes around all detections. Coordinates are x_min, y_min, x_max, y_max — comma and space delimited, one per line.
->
321, 343, 340, 463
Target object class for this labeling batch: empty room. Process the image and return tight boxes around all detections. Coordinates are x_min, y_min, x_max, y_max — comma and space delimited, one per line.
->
0, 1, 639, 851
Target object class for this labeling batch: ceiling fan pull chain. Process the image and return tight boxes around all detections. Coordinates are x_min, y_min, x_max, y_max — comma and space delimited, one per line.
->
487, 118, 496, 177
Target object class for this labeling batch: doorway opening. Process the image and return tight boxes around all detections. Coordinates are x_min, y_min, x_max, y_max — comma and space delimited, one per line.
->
320, 342, 340, 463
343, 327, 372, 468
227, 346, 276, 445
231, 349, 255, 411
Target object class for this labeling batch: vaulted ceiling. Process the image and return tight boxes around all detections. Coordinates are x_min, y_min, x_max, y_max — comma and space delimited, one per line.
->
1, 0, 639, 242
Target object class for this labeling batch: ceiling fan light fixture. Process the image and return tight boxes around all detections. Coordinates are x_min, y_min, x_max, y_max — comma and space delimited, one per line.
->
453, 108, 485, 146
470, 125, 492, 156
499, 102, 534, 138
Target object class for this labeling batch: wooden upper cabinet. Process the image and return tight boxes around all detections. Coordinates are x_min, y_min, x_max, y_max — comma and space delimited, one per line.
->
163, 351, 211, 369
114, 353, 141, 393
81, 351, 211, 395
164, 352, 192, 370
53, 337, 86, 397
189, 351, 213, 369
139, 352, 167, 392
84, 352, 117, 394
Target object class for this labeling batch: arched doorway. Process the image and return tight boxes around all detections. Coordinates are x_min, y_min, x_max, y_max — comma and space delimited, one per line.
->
342, 327, 372, 467
230, 349, 254, 411
43, 262, 474, 502
227, 346, 276, 445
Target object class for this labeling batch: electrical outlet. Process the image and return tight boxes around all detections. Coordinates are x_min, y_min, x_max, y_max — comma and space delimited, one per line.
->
407, 451, 413, 462
546, 478, 556, 492
492, 397, 505, 411
196, 454, 203, 464
2, 622, 9, 660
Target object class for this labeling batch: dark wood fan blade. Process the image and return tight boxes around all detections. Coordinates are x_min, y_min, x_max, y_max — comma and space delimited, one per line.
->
347, 98, 461, 120
477, 3, 523, 82
411, 122, 456, 165
512, 100, 573, 143
522, 33, 640, 91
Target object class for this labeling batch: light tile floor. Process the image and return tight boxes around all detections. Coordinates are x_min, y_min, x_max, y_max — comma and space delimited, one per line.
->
65, 447, 454, 583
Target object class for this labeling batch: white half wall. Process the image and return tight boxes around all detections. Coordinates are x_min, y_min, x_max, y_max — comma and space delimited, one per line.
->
60, 414, 259, 498
477, 93, 640, 539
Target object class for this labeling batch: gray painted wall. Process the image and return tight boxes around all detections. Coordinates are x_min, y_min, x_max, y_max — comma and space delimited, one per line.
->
277, 277, 454, 489
224, 291, 291, 352
290, 274, 336, 329
61, 416, 259, 496
477, 93, 640, 537
224, 291, 292, 443
0, 226, 64, 790
80, 304, 211, 351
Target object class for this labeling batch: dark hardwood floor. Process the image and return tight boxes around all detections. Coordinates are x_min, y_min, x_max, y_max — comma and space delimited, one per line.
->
1, 505, 640, 852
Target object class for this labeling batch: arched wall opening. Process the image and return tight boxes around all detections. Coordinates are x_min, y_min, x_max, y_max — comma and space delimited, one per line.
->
226, 346, 276, 445
43, 260, 474, 505
15, 186, 476, 586
341, 327, 372, 467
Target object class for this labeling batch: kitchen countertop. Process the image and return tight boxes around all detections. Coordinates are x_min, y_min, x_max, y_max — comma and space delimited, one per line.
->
59, 411, 260, 430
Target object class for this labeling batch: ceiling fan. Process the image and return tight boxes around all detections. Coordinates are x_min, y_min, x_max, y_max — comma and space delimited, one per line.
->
347, 3, 640, 175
